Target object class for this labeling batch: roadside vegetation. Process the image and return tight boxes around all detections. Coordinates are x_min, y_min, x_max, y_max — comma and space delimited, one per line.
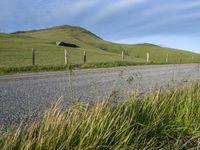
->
0, 61, 162, 74
0, 60, 185, 74
0, 82, 200, 149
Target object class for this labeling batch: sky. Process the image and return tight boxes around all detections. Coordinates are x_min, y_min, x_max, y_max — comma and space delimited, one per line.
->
1, 0, 200, 53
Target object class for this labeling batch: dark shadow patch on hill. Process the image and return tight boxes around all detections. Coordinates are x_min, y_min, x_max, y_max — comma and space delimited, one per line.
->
136, 43, 161, 47
56, 41, 79, 48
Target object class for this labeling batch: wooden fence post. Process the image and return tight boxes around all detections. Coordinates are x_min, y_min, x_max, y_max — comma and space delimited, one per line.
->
147, 52, 149, 63
64, 49, 68, 65
166, 54, 169, 63
83, 50, 86, 64
179, 55, 182, 63
32, 48, 35, 65
122, 51, 124, 61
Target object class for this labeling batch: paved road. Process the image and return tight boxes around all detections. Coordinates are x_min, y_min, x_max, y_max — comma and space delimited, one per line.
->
0, 64, 200, 127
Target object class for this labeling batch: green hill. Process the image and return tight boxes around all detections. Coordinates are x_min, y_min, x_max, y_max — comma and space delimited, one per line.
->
0, 25, 200, 67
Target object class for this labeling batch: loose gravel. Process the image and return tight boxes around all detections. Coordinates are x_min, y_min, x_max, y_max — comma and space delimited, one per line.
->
0, 64, 200, 128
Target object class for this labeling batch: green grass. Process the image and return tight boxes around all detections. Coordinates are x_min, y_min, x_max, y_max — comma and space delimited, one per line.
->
0, 62, 134, 74
0, 61, 171, 75
0, 64, 71, 74
0, 82, 200, 149
0, 25, 200, 70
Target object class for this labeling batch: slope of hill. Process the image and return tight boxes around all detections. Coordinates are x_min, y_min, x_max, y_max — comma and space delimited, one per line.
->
0, 25, 199, 67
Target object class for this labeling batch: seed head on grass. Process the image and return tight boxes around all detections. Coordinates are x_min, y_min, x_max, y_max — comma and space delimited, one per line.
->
0, 83, 200, 149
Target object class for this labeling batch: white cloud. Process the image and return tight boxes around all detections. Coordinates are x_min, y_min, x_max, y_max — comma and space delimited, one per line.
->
109, 0, 146, 11
35, 0, 101, 23
105, 0, 200, 37
66, 0, 101, 16
132, 11, 200, 33
86, 0, 147, 24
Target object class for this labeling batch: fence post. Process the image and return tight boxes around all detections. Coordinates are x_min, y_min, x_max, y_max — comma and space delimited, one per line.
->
83, 50, 86, 64
179, 55, 182, 63
64, 49, 68, 65
32, 48, 35, 65
166, 53, 169, 63
122, 51, 124, 61
147, 52, 149, 63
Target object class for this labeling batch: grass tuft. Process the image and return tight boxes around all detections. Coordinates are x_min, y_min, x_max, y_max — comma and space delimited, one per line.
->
0, 83, 200, 149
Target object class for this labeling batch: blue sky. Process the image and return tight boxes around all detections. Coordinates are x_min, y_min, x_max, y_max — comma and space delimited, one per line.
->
1, 0, 200, 53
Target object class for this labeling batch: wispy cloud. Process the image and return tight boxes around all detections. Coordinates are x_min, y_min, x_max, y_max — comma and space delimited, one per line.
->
32, 0, 102, 25
43, 0, 101, 19
0, 0, 200, 52
100, 0, 200, 39
85, 0, 147, 24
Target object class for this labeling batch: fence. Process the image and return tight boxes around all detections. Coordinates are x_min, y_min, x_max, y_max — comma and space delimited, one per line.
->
30, 48, 196, 65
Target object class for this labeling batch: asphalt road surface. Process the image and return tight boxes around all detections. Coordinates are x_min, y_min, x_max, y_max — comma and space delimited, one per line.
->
0, 64, 200, 128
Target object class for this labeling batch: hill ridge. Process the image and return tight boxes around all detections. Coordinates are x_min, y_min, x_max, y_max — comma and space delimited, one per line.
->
0, 24, 200, 67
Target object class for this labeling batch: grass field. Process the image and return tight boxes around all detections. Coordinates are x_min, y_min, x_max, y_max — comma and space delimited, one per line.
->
0, 25, 200, 70
0, 82, 199, 149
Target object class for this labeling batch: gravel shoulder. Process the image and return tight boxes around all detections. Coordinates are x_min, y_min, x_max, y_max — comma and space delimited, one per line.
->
0, 64, 200, 128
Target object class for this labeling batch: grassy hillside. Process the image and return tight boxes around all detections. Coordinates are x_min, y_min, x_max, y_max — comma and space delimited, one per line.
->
0, 25, 200, 68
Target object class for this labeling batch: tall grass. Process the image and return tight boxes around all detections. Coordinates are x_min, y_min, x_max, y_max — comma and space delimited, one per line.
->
0, 61, 147, 74
0, 83, 200, 149
0, 61, 173, 74
0, 65, 72, 74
